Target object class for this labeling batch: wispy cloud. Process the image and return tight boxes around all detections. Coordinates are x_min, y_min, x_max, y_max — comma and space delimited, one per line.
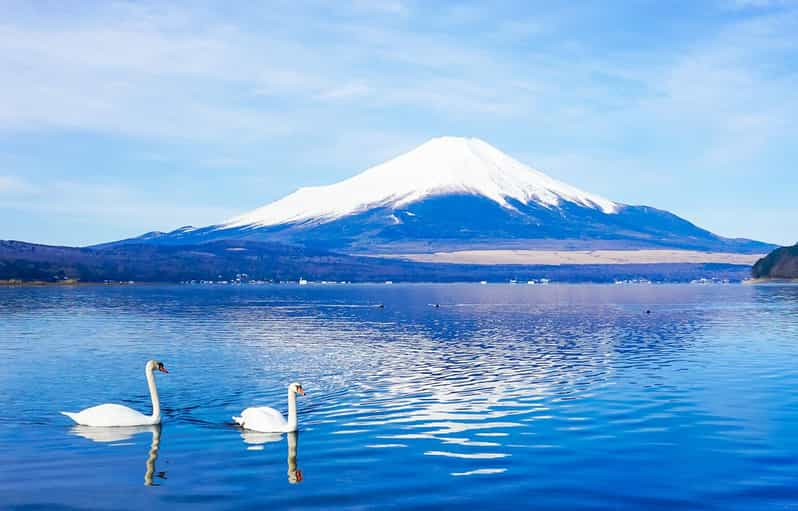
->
0, 1, 797, 244
349, 0, 408, 15
723, 0, 798, 10
0, 175, 36, 195
0, 1, 542, 143
0, 177, 235, 243
317, 82, 372, 101
643, 10, 798, 166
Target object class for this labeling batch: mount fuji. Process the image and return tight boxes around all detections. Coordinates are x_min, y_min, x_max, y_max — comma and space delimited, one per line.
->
109, 137, 772, 254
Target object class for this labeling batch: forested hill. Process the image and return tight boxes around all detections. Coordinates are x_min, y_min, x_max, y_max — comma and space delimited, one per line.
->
752, 243, 798, 279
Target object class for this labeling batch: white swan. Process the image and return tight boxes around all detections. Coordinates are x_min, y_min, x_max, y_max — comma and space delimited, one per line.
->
61, 360, 169, 427
234, 382, 305, 433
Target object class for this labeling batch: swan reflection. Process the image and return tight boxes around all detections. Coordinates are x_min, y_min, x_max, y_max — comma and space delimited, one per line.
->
240, 430, 303, 484
69, 424, 165, 486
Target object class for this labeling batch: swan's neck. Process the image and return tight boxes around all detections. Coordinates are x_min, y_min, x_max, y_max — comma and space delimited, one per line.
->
146, 365, 160, 422
287, 389, 298, 431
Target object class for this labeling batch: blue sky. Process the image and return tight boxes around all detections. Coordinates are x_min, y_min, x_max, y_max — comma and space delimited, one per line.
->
1, 0, 796, 247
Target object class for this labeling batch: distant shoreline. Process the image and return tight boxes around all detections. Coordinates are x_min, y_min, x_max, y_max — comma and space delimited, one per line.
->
1, 279, 760, 287
371, 249, 763, 266
0, 279, 147, 287
743, 278, 798, 285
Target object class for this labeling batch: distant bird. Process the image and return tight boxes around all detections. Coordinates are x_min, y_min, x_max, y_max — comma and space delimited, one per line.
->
234, 382, 305, 433
434, 304, 440, 308
61, 360, 169, 426
646, 310, 652, 314
378, 304, 385, 308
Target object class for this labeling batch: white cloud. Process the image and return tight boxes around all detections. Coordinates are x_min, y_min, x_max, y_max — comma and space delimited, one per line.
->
0, 2, 542, 145
724, 0, 797, 9
1, 1, 797, 244
0, 18, 298, 142
0, 177, 235, 238
1, 1, 795, 151
0, 175, 36, 195
349, 0, 407, 15
642, 10, 798, 167
317, 82, 372, 100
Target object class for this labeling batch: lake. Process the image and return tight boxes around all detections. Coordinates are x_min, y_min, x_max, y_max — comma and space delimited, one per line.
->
1, 283, 798, 510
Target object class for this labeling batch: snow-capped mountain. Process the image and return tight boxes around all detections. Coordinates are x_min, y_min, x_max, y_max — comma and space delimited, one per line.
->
106, 137, 772, 254
223, 137, 618, 229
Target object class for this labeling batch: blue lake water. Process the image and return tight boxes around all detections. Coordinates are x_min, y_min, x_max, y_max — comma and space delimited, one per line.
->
1, 283, 798, 510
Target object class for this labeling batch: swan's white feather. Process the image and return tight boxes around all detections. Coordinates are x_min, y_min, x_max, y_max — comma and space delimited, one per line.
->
234, 406, 290, 433
61, 403, 157, 427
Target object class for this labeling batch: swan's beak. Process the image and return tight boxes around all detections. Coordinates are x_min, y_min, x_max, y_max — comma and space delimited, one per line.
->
158, 365, 169, 373
297, 387, 305, 396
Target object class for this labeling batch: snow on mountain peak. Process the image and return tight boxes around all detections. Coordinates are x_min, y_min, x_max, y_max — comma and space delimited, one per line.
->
223, 136, 619, 229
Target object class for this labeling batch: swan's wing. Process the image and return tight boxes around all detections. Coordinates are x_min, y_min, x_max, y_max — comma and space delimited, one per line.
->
238, 407, 287, 432
242, 407, 286, 424
62, 403, 152, 427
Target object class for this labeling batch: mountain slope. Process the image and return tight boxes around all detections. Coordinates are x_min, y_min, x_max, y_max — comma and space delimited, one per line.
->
105, 137, 774, 254
225, 136, 617, 229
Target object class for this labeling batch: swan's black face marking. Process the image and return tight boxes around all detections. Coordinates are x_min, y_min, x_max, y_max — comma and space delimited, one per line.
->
156, 361, 169, 373
295, 384, 305, 396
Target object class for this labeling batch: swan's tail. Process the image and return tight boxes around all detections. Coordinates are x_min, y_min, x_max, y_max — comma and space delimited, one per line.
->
232, 416, 244, 426
61, 411, 78, 423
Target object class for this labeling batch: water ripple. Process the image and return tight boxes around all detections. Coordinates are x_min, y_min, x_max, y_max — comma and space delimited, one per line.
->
1, 283, 798, 510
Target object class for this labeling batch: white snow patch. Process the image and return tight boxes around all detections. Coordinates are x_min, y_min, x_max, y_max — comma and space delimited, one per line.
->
222, 137, 619, 229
